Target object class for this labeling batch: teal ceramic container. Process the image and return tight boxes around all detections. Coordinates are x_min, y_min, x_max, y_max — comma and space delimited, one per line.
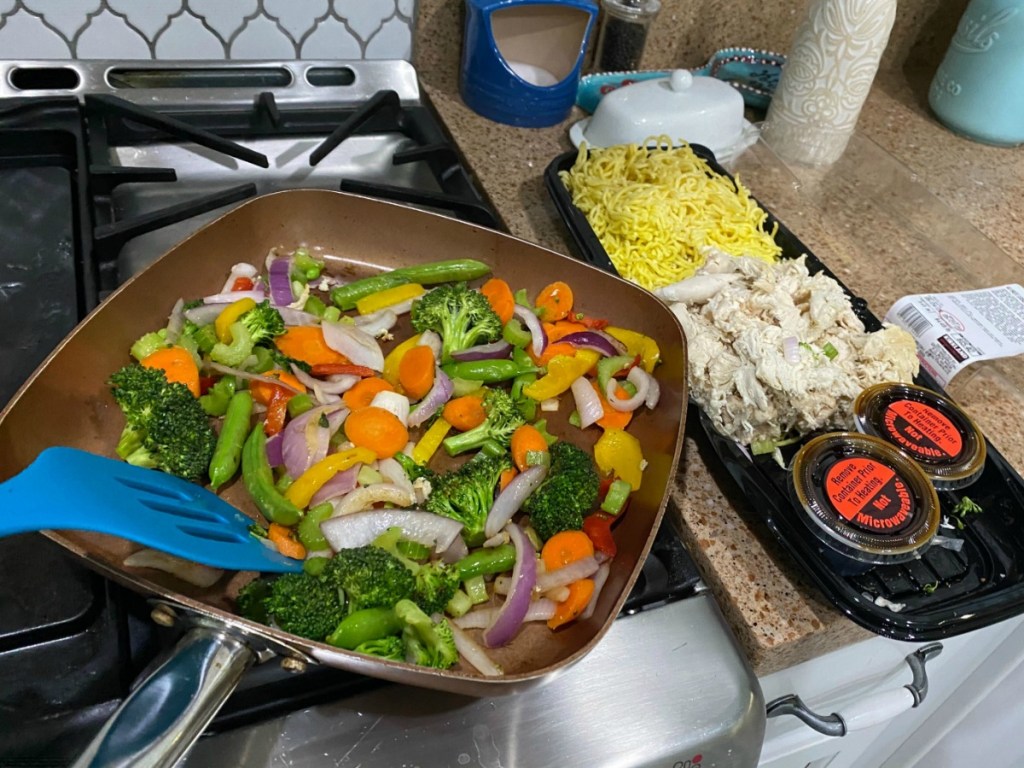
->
929, 0, 1024, 146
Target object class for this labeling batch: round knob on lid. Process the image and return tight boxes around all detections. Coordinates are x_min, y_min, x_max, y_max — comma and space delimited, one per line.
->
669, 69, 693, 92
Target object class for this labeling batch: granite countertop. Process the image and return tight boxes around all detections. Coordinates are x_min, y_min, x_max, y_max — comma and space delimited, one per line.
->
414, 26, 1024, 674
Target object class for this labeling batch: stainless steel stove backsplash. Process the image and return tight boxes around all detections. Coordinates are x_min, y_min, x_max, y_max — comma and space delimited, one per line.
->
0, 0, 416, 61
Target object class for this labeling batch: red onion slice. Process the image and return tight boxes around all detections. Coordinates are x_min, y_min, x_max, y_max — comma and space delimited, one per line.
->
453, 599, 556, 629
265, 432, 284, 468
604, 367, 650, 412
484, 464, 548, 539
570, 376, 604, 428
268, 258, 294, 306
320, 509, 464, 554
558, 331, 620, 357
482, 523, 536, 648
513, 304, 547, 358
408, 367, 454, 428
322, 320, 385, 371
536, 555, 600, 592
451, 340, 513, 362
309, 464, 361, 507
280, 404, 347, 478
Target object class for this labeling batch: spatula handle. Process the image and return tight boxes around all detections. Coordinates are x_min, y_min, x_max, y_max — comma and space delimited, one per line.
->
71, 626, 255, 768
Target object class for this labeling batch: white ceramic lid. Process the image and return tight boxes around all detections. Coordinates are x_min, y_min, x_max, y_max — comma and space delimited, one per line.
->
569, 70, 751, 158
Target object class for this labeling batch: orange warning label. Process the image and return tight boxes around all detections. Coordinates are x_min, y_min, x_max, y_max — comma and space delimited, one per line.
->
825, 457, 915, 533
883, 399, 962, 461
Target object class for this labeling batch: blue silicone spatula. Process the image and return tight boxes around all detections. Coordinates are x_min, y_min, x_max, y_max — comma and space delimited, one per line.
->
0, 446, 303, 573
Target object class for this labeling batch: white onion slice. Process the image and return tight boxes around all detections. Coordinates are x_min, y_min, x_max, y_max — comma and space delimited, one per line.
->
330, 483, 414, 516
183, 304, 224, 326
484, 464, 547, 539
482, 523, 536, 648
453, 599, 557, 629
204, 362, 304, 393
580, 562, 611, 620
322, 319, 385, 371
165, 298, 185, 344
202, 289, 266, 305
440, 535, 469, 564
370, 390, 411, 426
219, 262, 259, 293
277, 307, 320, 327
354, 308, 398, 337
604, 367, 650, 412
536, 555, 600, 592
289, 364, 356, 399
571, 376, 604, 428
320, 508, 464, 554
123, 549, 223, 588
417, 330, 443, 360
450, 623, 504, 677
378, 457, 415, 498
513, 304, 547, 358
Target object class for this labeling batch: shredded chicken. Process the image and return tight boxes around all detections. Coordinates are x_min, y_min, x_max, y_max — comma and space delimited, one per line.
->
659, 250, 919, 445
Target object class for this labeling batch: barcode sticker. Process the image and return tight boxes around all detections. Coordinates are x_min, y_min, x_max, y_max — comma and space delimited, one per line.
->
886, 284, 1024, 387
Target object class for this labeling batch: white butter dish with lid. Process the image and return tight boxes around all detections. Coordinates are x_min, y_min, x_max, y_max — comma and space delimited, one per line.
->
569, 69, 759, 164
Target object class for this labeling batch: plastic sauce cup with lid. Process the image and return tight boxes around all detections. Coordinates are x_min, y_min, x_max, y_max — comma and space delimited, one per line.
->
853, 382, 986, 490
790, 432, 941, 575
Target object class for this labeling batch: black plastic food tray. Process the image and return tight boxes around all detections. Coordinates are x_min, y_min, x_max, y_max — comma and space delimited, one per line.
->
545, 145, 1024, 641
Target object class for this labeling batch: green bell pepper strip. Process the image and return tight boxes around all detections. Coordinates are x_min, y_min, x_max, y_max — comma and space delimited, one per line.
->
442, 358, 539, 383
242, 423, 303, 526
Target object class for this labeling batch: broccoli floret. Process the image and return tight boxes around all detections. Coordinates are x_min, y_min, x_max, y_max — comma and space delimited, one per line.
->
108, 364, 217, 482
410, 282, 503, 363
240, 300, 286, 345
372, 527, 461, 614
257, 572, 346, 641
236, 576, 275, 624
442, 388, 525, 456
424, 452, 512, 546
394, 599, 458, 670
321, 546, 416, 612
523, 441, 600, 542
353, 635, 405, 661
394, 452, 437, 483
130, 329, 168, 362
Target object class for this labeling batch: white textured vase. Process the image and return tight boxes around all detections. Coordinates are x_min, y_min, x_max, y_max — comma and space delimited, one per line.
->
761, 0, 897, 166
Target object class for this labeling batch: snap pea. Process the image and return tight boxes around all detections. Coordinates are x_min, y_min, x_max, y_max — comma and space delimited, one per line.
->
209, 390, 253, 490
326, 607, 403, 650
441, 358, 539, 383
329, 258, 492, 310
455, 544, 516, 580
297, 502, 333, 551
241, 423, 302, 526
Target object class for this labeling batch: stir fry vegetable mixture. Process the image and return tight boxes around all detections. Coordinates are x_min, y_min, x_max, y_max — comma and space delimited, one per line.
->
108, 250, 662, 676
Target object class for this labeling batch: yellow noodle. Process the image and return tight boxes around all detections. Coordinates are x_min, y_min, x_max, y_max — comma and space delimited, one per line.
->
559, 138, 780, 290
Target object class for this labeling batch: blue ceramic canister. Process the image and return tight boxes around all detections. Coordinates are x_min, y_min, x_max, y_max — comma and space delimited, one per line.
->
461, 0, 598, 127
929, 0, 1024, 146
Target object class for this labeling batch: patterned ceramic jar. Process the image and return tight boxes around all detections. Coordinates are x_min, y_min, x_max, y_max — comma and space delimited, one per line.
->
761, 0, 897, 166
929, 0, 1024, 146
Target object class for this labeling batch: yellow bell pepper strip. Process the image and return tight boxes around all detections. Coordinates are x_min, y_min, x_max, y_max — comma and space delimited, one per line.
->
355, 282, 426, 315
593, 428, 645, 491
522, 350, 600, 401
604, 326, 661, 373
382, 333, 422, 387
284, 446, 377, 509
411, 417, 452, 465
214, 297, 257, 343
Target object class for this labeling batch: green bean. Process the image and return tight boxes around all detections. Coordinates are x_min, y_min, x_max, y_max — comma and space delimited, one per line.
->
326, 607, 402, 650
208, 391, 253, 490
241, 424, 302, 525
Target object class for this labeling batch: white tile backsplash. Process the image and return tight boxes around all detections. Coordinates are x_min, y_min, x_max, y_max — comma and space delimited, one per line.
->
0, 0, 416, 60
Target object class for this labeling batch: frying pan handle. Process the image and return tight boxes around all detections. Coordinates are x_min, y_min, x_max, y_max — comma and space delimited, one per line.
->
71, 626, 255, 768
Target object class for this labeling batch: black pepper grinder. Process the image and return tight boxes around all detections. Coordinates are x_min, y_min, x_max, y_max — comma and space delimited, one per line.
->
593, 0, 661, 72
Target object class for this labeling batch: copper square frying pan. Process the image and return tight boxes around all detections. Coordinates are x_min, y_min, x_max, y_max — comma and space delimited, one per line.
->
0, 190, 687, 764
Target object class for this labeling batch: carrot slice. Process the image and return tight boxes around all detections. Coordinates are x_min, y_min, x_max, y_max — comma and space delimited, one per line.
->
442, 394, 486, 431
398, 344, 436, 401
548, 578, 595, 630
591, 380, 633, 430
268, 522, 306, 560
342, 376, 395, 411
274, 326, 348, 367
535, 281, 574, 322
480, 277, 515, 325
141, 346, 200, 397
510, 423, 549, 472
499, 467, 518, 491
529, 341, 577, 367
249, 369, 307, 406
541, 529, 595, 571
343, 406, 409, 459
543, 320, 587, 343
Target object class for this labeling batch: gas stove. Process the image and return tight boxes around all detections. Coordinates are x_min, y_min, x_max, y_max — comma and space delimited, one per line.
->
0, 60, 761, 767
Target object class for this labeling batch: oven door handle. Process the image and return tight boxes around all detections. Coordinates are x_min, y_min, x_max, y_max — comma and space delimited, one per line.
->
70, 625, 255, 768
765, 642, 943, 736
